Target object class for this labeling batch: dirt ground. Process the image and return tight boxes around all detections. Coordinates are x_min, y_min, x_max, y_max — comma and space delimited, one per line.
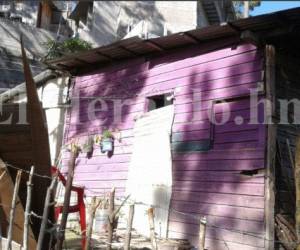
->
64, 228, 192, 250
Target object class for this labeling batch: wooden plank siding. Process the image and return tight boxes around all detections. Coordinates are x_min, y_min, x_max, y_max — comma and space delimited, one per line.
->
62, 42, 266, 249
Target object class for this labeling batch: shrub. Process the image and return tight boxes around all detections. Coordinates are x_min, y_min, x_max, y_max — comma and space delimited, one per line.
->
44, 38, 92, 60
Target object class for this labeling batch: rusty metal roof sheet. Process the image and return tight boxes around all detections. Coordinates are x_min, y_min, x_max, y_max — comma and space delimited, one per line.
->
47, 7, 300, 70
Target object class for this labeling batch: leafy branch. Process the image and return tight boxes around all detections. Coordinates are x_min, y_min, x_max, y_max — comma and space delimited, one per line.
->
43, 38, 92, 60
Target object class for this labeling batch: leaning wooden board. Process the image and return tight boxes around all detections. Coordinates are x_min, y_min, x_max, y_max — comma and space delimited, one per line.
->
0, 159, 36, 249
0, 39, 53, 248
21, 38, 53, 246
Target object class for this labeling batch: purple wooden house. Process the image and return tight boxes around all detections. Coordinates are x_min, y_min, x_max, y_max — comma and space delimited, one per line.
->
49, 8, 300, 250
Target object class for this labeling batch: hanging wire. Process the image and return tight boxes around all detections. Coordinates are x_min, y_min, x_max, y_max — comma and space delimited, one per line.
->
4, 162, 52, 180
0, 161, 298, 247
0, 195, 297, 247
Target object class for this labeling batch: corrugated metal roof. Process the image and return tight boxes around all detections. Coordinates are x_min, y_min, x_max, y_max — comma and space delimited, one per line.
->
47, 7, 300, 70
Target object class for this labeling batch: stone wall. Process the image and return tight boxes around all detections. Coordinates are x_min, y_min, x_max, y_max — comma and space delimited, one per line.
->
78, 1, 202, 46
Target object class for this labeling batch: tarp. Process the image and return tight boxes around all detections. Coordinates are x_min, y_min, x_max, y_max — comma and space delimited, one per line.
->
126, 105, 174, 237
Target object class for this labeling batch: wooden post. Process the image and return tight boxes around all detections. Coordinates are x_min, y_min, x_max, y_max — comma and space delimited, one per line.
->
23, 166, 34, 250
287, 139, 295, 169
147, 207, 157, 250
124, 204, 134, 250
107, 188, 115, 250
199, 217, 207, 250
265, 44, 276, 250
55, 146, 80, 250
112, 195, 130, 219
5, 170, 22, 250
295, 137, 300, 249
37, 177, 57, 250
85, 197, 100, 250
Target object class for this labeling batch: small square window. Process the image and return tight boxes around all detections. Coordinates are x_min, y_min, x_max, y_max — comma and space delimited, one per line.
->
147, 93, 173, 111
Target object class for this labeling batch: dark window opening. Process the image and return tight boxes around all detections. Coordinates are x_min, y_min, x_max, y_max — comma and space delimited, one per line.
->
147, 93, 173, 111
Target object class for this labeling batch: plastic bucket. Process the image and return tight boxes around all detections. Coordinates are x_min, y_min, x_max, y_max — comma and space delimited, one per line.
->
93, 208, 109, 233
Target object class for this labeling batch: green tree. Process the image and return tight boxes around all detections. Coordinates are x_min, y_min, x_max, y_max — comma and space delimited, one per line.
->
233, 1, 261, 18
44, 38, 92, 60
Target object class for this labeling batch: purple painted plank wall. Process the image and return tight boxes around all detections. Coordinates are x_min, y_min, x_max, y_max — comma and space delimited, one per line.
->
63, 42, 266, 249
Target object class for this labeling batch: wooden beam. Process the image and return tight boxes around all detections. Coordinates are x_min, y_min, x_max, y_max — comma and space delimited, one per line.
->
107, 188, 115, 250
181, 32, 199, 44
55, 147, 80, 250
147, 207, 157, 250
198, 217, 207, 250
144, 40, 165, 52
85, 197, 100, 250
124, 204, 134, 250
74, 58, 93, 65
6, 170, 22, 250
37, 177, 57, 250
96, 51, 114, 61
23, 166, 34, 250
118, 45, 139, 56
265, 44, 276, 250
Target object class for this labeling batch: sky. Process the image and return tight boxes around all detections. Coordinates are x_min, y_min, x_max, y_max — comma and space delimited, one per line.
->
251, 1, 300, 15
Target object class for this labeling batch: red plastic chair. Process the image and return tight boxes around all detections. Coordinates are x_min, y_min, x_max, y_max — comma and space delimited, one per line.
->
51, 166, 86, 248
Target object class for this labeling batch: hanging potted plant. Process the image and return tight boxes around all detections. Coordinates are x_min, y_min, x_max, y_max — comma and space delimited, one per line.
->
100, 130, 114, 153
82, 135, 94, 157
